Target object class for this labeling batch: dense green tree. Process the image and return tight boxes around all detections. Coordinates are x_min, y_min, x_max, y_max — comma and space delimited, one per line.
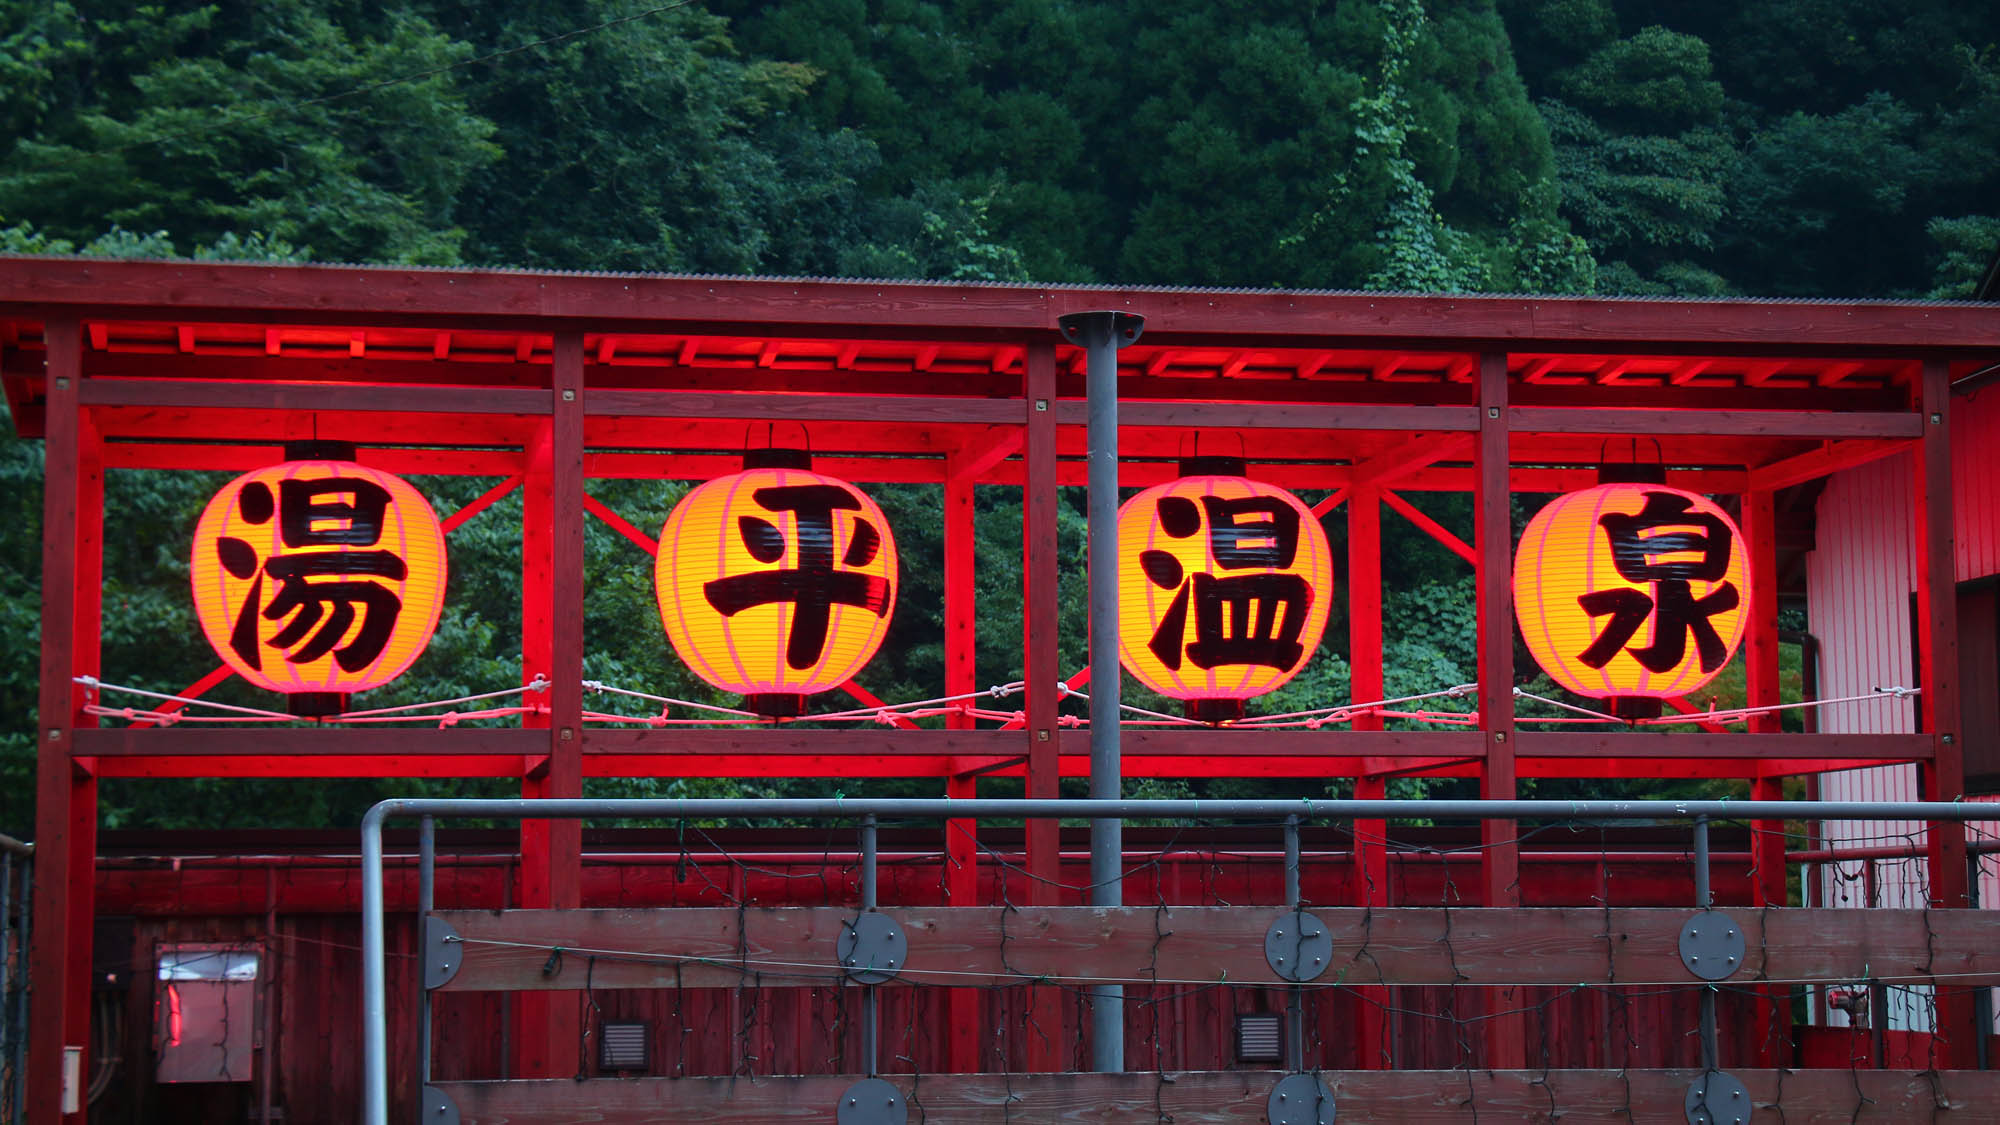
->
0, 0, 500, 263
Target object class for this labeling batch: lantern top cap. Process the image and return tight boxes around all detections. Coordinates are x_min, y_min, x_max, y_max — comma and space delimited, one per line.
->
742, 447, 813, 471
283, 440, 359, 462
1178, 455, 1249, 478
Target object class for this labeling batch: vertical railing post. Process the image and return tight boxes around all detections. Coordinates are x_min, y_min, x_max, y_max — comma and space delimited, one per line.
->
1694, 816, 1719, 1073
419, 816, 436, 1091
362, 806, 390, 1125
1284, 816, 1305, 1074
861, 814, 879, 1076
1058, 309, 1143, 1075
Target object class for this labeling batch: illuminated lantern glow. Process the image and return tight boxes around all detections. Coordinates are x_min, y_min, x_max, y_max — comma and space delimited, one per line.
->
190, 442, 448, 716
1115, 459, 1334, 723
1513, 483, 1749, 701
654, 450, 898, 716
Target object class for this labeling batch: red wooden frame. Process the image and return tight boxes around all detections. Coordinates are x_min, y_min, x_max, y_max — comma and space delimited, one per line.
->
8, 259, 1994, 1122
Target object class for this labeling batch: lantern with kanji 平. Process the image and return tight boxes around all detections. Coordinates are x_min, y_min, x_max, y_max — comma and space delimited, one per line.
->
654, 450, 898, 717
1115, 460, 1334, 723
189, 442, 448, 716
1513, 483, 1749, 702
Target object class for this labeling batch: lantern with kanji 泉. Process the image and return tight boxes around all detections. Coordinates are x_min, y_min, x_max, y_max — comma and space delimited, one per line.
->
189, 442, 448, 716
1115, 458, 1335, 723
654, 449, 898, 717
1513, 478, 1749, 714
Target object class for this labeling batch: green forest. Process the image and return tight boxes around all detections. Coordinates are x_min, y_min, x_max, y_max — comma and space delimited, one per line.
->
0, 0, 1990, 833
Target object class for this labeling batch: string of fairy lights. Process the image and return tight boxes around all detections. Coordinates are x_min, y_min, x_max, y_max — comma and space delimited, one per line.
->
75, 673, 1920, 730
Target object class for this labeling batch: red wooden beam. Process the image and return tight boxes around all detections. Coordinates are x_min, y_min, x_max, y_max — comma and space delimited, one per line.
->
952, 428, 1025, 481
1022, 339, 1063, 1070
586, 451, 947, 484
1346, 485, 1393, 1066
78, 376, 550, 416
71, 728, 545, 757
1475, 351, 1524, 1070
943, 444, 981, 1072
1742, 487, 1790, 1066
1513, 732, 1933, 760
1509, 406, 1923, 439
837, 681, 920, 731
439, 475, 523, 534
1076, 400, 1480, 433
1381, 489, 1475, 565
1748, 438, 1916, 491
587, 388, 1022, 425
30, 316, 84, 1125
18, 259, 2000, 350
1916, 357, 1972, 1065
99, 442, 513, 476
579, 492, 657, 555
1663, 695, 1731, 734
1349, 432, 1474, 487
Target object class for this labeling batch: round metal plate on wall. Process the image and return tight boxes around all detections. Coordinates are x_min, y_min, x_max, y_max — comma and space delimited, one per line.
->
1266, 1074, 1335, 1125
1265, 910, 1335, 982
1684, 1071, 1752, 1125
836, 911, 908, 984
1677, 912, 1747, 981
836, 1077, 909, 1125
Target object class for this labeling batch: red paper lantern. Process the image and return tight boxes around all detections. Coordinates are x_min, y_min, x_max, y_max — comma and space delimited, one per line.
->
189, 443, 447, 715
654, 452, 897, 716
1513, 483, 1748, 700
1115, 465, 1333, 722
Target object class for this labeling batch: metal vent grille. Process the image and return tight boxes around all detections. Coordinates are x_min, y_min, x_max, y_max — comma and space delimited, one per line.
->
1236, 1013, 1282, 1062
599, 1021, 650, 1072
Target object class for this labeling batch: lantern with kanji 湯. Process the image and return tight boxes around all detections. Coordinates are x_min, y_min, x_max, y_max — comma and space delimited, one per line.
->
189, 442, 448, 716
1513, 483, 1749, 701
1115, 460, 1335, 723
654, 450, 898, 717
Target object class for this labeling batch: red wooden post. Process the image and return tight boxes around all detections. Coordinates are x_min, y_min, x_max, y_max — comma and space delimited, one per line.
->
1023, 341, 1064, 1069
514, 335, 587, 1076
1475, 351, 1525, 1069
66, 410, 102, 1116
1347, 485, 1391, 1067
30, 316, 94, 1125
944, 449, 982, 1073
1742, 489, 1790, 1063
1914, 357, 1972, 1064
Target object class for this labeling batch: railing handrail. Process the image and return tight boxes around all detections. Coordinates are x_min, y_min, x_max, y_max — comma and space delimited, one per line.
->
361, 796, 1999, 825
359, 796, 1999, 1125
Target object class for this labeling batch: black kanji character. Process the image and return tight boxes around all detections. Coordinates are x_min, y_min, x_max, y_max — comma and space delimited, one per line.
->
1138, 494, 1313, 671
703, 484, 892, 670
1577, 491, 1739, 674
216, 476, 408, 671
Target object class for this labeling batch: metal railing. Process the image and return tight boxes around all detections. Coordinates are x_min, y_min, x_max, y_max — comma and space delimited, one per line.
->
360, 797, 2000, 1125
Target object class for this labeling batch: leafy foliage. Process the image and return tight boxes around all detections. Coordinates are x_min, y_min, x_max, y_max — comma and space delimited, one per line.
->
2, 0, 1994, 829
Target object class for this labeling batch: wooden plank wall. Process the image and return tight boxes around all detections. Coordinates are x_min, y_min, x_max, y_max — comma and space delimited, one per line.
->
90, 842, 1783, 1125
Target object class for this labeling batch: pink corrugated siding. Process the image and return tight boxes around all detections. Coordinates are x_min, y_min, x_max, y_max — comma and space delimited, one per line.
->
1954, 387, 2000, 583
1807, 405, 2000, 1031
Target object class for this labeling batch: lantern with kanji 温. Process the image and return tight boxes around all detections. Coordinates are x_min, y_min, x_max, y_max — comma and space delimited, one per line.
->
1115, 460, 1334, 723
1513, 483, 1749, 702
189, 442, 448, 716
654, 450, 898, 717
